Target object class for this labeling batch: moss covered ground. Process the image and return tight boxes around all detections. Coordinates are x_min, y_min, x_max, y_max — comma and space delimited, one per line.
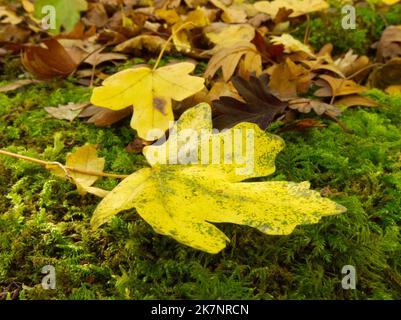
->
1, 3, 401, 300
0, 81, 401, 299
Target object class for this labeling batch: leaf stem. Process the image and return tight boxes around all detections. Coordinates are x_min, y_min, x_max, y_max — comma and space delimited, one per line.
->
153, 21, 196, 71
0, 149, 129, 179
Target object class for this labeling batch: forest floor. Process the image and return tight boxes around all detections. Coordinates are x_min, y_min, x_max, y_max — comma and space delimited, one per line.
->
1, 80, 401, 299
1, 1, 401, 299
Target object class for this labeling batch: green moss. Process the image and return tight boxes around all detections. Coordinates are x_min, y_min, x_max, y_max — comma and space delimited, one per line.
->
1, 80, 401, 299
294, 3, 401, 55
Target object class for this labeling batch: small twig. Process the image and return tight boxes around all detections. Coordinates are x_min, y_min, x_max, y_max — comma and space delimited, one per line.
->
304, 14, 311, 45
0, 149, 129, 179
324, 112, 353, 134
345, 63, 381, 81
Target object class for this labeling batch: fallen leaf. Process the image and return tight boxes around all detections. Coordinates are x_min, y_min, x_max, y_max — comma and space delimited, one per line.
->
212, 74, 287, 129
114, 35, 173, 53
210, 0, 247, 23
90, 62, 205, 139
91, 103, 346, 253
376, 26, 401, 61
48, 145, 108, 197
335, 95, 379, 108
315, 74, 366, 97
21, 39, 78, 79
83, 2, 109, 28
267, 58, 315, 100
34, 0, 88, 33
204, 42, 262, 81
280, 118, 326, 132
79, 105, 132, 127
368, 58, 401, 89
289, 98, 342, 116
205, 23, 255, 51
0, 79, 41, 93
254, 0, 329, 18
0, 24, 31, 43
125, 137, 152, 154
0, 6, 23, 24
334, 49, 370, 78
382, 0, 401, 4
22, 0, 35, 13
300, 58, 345, 78
84, 49, 127, 67
385, 85, 401, 95
45, 102, 88, 122
251, 31, 285, 62
270, 34, 315, 57
170, 8, 210, 52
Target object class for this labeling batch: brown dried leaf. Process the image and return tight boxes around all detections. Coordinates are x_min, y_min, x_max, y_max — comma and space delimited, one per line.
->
368, 58, 401, 90
205, 42, 261, 81
315, 74, 366, 97
376, 26, 401, 62
289, 98, 342, 116
22, 39, 78, 80
79, 105, 132, 127
280, 118, 326, 132
114, 34, 172, 53
335, 95, 379, 108
212, 74, 287, 129
45, 102, 89, 122
0, 79, 41, 93
334, 49, 370, 78
267, 58, 314, 100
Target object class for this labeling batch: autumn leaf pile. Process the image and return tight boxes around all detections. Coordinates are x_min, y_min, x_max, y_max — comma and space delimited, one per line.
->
1, 0, 400, 253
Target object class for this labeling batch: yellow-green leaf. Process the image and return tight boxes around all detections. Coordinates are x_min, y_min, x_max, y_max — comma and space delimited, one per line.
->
91, 103, 346, 254
90, 63, 205, 140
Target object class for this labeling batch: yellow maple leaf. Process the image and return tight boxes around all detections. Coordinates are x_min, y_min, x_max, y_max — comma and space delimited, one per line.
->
48, 144, 109, 197
382, 0, 401, 4
90, 62, 205, 140
156, 8, 209, 53
254, 0, 329, 18
91, 103, 346, 254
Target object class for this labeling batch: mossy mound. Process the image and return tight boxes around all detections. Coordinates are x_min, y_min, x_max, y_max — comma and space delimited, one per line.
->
1, 81, 401, 299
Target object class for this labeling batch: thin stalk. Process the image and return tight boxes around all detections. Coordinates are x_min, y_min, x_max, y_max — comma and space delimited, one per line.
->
153, 21, 195, 71
0, 149, 129, 179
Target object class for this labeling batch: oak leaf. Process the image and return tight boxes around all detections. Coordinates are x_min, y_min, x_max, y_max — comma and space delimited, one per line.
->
91, 103, 346, 253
